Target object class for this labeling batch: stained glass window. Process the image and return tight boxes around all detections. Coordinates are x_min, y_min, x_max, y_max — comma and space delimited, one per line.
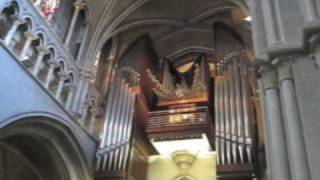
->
32, 0, 61, 20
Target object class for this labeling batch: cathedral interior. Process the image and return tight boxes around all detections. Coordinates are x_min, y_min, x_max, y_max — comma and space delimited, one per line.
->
0, 0, 320, 180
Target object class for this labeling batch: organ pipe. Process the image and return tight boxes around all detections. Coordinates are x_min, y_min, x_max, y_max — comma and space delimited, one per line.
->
219, 73, 225, 164
229, 60, 238, 164
240, 59, 253, 163
214, 52, 255, 165
214, 75, 221, 164
223, 68, 231, 164
96, 71, 139, 172
108, 79, 126, 169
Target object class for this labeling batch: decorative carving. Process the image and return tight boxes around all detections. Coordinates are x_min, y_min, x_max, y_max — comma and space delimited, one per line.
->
147, 59, 208, 100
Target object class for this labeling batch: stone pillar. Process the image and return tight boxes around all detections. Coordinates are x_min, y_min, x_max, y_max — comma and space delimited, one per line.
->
262, 69, 291, 180
55, 72, 68, 100
278, 62, 310, 180
81, 103, 90, 125
4, 15, 25, 46
301, 0, 319, 22
66, 84, 76, 110
89, 108, 100, 134
44, 59, 59, 88
72, 70, 92, 116
64, 1, 85, 46
19, 31, 38, 61
32, 46, 49, 76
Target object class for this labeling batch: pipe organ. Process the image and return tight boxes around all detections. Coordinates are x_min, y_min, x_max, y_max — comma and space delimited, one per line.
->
96, 68, 140, 172
214, 52, 254, 167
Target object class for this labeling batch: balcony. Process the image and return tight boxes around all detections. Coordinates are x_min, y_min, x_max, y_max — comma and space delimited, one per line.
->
147, 106, 213, 136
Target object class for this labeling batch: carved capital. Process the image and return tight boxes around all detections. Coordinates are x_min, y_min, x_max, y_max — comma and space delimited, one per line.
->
262, 70, 278, 90
10, 15, 25, 25
36, 46, 49, 55
74, 1, 86, 11
278, 62, 294, 82
48, 59, 60, 67
24, 31, 38, 40
58, 72, 69, 81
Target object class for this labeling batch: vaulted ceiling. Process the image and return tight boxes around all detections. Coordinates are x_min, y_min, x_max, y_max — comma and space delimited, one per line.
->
90, 0, 252, 67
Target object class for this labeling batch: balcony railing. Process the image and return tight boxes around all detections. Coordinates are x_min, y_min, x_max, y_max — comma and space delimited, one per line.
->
147, 106, 212, 134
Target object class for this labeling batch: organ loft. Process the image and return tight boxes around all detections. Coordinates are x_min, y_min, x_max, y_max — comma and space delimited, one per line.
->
0, 0, 319, 180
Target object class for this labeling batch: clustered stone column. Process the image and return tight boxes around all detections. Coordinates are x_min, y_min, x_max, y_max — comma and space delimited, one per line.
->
249, 0, 317, 178
64, 1, 85, 46
258, 60, 311, 180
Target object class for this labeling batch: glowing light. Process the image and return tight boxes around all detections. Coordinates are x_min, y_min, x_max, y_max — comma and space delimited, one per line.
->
244, 16, 252, 22
151, 134, 211, 155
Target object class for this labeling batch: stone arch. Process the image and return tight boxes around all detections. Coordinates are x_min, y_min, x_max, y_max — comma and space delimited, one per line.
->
0, 115, 92, 180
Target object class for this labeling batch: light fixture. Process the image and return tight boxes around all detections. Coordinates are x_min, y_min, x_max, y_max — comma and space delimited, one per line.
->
151, 134, 211, 155
244, 16, 252, 22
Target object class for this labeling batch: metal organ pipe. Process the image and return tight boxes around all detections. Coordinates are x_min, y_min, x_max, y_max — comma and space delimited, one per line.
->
102, 77, 123, 170
108, 79, 126, 170
229, 59, 238, 164
214, 75, 221, 165
122, 90, 136, 170
240, 59, 253, 163
113, 83, 130, 170
118, 85, 131, 170
234, 57, 245, 163
101, 76, 122, 170
223, 66, 231, 164
215, 53, 255, 166
219, 72, 226, 165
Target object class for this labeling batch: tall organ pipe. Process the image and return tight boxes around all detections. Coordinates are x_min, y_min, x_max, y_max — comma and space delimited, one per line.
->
102, 76, 122, 170
118, 86, 132, 170
224, 65, 231, 164
234, 58, 245, 163
219, 69, 226, 164
229, 59, 238, 164
113, 83, 130, 169
108, 79, 126, 169
240, 59, 253, 163
122, 91, 136, 170
215, 75, 221, 164
96, 79, 118, 171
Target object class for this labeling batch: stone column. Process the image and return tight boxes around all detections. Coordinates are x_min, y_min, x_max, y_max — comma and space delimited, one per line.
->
32, 46, 49, 76
55, 72, 68, 100
4, 15, 25, 46
64, 1, 85, 46
89, 108, 100, 134
278, 63, 310, 180
262, 69, 291, 180
66, 84, 76, 110
81, 103, 90, 125
19, 31, 38, 61
44, 59, 59, 88
301, 0, 319, 22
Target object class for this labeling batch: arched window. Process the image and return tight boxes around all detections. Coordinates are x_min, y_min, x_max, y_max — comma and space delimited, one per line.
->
22, 33, 43, 70
0, 2, 18, 39
11, 18, 32, 54
60, 73, 74, 104
49, 61, 64, 94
